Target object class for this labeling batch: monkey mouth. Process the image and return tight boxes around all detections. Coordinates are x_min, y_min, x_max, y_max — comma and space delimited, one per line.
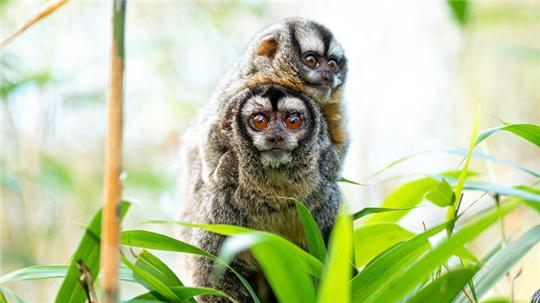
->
306, 82, 331, 90
260, 149, 292, 168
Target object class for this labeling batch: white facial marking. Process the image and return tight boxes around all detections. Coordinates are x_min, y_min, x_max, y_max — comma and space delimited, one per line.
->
277, 96, 306, 113
242, 96, 271, 118
296, 26, 325, 55
328, 39, 344, 59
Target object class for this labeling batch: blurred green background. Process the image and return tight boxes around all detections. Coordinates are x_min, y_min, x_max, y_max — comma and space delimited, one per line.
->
1, 1, 539, 301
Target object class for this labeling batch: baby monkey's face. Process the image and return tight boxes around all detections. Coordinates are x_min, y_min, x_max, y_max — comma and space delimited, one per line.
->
240, 88, 313, 168
294, 26, 346, 101
254, 19, 347, 103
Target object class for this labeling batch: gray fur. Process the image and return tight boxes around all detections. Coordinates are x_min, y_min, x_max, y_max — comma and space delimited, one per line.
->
180, 85, 342, 303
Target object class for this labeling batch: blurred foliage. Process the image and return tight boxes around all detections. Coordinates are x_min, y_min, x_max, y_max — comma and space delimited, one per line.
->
447, 0, 469, 25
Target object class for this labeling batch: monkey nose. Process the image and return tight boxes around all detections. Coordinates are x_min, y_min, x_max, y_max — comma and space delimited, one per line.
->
320, 70, 333, 83
266, 135, 285, 146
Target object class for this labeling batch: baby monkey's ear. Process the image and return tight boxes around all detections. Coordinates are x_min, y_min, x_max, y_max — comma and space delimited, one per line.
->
256, 35, 278, 59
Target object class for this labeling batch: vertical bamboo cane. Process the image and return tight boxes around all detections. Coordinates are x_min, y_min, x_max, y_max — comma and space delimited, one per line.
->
100, 0, 126, 302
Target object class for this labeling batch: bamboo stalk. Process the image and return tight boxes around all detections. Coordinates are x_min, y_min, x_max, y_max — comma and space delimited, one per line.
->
100, 1, 126, 302
0, 0, 70, 49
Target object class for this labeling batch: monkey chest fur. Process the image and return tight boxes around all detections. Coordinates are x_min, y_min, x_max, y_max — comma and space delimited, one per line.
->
245, 200, 307, 250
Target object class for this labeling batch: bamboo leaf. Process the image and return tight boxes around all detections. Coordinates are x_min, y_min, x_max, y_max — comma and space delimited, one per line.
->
447, 0, 469, 25
54, 201, 131, 303
295, 200, 327, 262
476, 123, 540, 148
219, 233, 316, 303
350, 222, 447, 303
446, 148, 540, 178
0, 265, 136, 284
455, 224, 540, 303
121, 255, 181, 302
132, 250, 193, 303
354, 223, 415, 267
174, 222, 324, 277
405, 267, 479, 303
370, 201, 516, 303
318, 208, 353, 303
121, 230, 211, 257
447, 105, 480, 231
425, 179, 455, 207
120, 229, 260, 303
365, 178, 439, 224
0, 266, 67, 284
352, 207, 412, 221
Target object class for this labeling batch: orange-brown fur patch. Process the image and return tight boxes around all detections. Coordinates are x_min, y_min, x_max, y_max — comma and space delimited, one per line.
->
256, 38, 278, 58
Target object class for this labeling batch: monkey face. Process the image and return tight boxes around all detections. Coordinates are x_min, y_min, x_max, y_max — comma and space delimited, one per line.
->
253, 18, 348, 104
236, 85, 317, 169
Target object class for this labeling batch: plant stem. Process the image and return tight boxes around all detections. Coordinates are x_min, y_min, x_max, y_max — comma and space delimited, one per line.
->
100, 1, 126, 302
0, 0, 70, 49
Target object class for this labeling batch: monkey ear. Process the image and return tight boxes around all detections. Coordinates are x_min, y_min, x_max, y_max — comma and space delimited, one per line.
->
256, 35, 278, 58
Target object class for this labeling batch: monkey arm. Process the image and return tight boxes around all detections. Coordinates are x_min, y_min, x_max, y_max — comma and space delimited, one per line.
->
189, 230, 255, 303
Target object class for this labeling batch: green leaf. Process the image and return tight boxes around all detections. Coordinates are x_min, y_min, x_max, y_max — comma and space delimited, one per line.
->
365, 178, 439, 224
0, 266, 67, 284
446, 148, 540, 178
121, 230, 211, 257
219, 233, 317, 303
455, 246, 480, 264
447, 105, 480, 230
318, 208, 353, 303
132, 250, 192, 303
425, 179, 455, 207
338, 178, 365, 185
295, 200, 327, 262
121, 255, 181, 302
354, 223, 415, 267
0, 290, 7, 303
429, 177, 540, 203
0, 288, 25, 303
476, 123, 540, 148
352, 207, 412, 221
513, 186, 540, 213
447, 0, 470, 25
177, 222, 324, 277
480, 297, 511, 303
54, 201, 131, 303
366, 150, 434, 179
455, 224, 540, 303
406, 267, 479, 303
0, 265, 136, 284
120, 229, 260, 303
370, 201, 516, 303
125, 286, 236, 303
147, 220, 253, 235
350, 221, 446, 303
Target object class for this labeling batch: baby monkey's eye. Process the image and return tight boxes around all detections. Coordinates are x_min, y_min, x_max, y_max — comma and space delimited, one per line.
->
304, 54, 319, 69
283, 113, 303, 129
328, 59, 339, 73
250, 113, 269, 130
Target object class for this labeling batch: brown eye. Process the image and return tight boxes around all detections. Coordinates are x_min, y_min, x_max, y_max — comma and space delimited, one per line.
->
284, 113, 303, 129
250, 113, 269, 130
304, 54, 319, 69
328, 59, 338, 73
